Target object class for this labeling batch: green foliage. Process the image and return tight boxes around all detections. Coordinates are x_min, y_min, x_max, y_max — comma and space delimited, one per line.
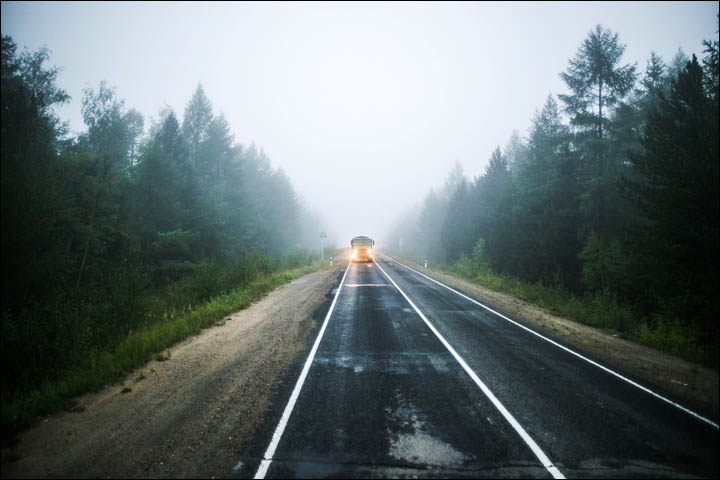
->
558, 24, 637, 139
387, 24, 719, 367
1, 35, 326, 434
578, 232, 624, 292
2, 259, 324, 441
452, 239, 490, 279
417, 188, 447, 262
442, 177, 474, 261
445, 254, 710, 364
620, 54, 719, 331
635, 317, 707, 363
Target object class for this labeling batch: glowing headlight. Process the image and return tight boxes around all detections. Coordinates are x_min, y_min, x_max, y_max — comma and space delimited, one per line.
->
368, 249, 373, 255
353, 248, 357, 253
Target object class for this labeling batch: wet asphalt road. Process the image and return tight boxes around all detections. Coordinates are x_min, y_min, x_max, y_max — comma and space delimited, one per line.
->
237, 256, 719, 478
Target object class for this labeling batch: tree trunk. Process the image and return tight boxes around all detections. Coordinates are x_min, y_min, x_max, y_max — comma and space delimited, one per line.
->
75, 204, 97, 289
598, 80, 603, 139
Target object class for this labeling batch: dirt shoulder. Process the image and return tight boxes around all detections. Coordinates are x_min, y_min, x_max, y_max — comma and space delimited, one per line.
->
402, 260, 719, 421
2, 262, 345, 479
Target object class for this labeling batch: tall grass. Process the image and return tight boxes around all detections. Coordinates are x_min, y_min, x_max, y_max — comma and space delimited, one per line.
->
1, 250, 331, 442
394, 248, 712, 367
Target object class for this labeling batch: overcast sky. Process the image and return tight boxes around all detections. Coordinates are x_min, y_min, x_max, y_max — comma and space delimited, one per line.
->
2, 1, 718, 246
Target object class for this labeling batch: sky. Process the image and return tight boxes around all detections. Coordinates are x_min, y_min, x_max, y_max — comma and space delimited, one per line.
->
2, 1, 718, 247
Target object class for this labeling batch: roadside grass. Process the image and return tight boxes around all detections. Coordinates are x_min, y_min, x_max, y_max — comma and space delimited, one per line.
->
1, 259, 332, 443
387, 251, 713, 367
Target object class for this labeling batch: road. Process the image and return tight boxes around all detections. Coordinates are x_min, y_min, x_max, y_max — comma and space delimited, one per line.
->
235, 255, 718, 479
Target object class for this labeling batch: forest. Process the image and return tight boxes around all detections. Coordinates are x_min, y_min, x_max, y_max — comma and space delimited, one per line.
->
1, 21, 718, 437
387, 25, 719, 364
1, 34, 326, 419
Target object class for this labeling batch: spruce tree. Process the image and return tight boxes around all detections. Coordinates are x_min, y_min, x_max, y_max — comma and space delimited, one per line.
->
621, 55, 719, 325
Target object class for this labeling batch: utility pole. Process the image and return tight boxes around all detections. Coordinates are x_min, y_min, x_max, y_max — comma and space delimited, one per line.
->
320, 231, 327, 262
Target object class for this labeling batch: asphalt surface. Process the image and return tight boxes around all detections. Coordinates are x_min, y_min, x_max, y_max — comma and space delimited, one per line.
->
235, 256, 719, 479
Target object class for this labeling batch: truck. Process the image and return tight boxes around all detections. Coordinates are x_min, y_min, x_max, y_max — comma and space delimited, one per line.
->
351, 236, 374, 262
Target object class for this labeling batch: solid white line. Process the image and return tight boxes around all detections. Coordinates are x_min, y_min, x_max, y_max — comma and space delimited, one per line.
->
374, 260, 566, 480
253, 262, 352, 479
381, 254, 720, 430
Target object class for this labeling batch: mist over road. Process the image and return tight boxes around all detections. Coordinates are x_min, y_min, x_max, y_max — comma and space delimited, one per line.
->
240, 256, 718, 479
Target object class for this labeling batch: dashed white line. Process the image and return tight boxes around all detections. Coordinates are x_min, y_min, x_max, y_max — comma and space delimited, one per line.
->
381, 254, 719, 430
253, 261, 352, 479
374, 260, 566, 479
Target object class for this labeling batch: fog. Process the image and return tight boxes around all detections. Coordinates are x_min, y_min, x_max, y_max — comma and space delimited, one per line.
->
2, 1, 717, 248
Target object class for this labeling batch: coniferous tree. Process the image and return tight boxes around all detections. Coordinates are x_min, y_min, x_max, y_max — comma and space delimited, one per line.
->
559, 25, 637, 290
441, 177, 473, 261
668, 47, 691, 80
559, 24, 637, 141
417, 188, 446, 263
621, 55, 719, 324
182, 83, 213, 169
513, 96, 581, 286
465, 148, 513, 270
642, 52, 667, 95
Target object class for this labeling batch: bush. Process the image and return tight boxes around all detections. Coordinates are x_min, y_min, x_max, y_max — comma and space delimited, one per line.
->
2, 251, 324, 441
441, 251, 711, 366
635, 316, 707, 364
1, 249, 320, 418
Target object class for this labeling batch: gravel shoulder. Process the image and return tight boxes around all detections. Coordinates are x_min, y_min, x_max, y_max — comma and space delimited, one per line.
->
412, 263, 719, 420
2, 263, 345, 479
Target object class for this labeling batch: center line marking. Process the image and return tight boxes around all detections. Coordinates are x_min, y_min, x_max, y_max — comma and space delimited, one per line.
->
375, 259, 565, 479
253, 261, 351, 479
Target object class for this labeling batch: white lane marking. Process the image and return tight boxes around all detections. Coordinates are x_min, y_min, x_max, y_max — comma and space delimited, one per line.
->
253, 262, 352, 479
374, 260, 565, 479
381, 254, 720, 430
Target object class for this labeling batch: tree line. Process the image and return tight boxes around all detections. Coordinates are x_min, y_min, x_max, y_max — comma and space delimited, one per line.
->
1, 35, 323, 398
387, 24, 719, 362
